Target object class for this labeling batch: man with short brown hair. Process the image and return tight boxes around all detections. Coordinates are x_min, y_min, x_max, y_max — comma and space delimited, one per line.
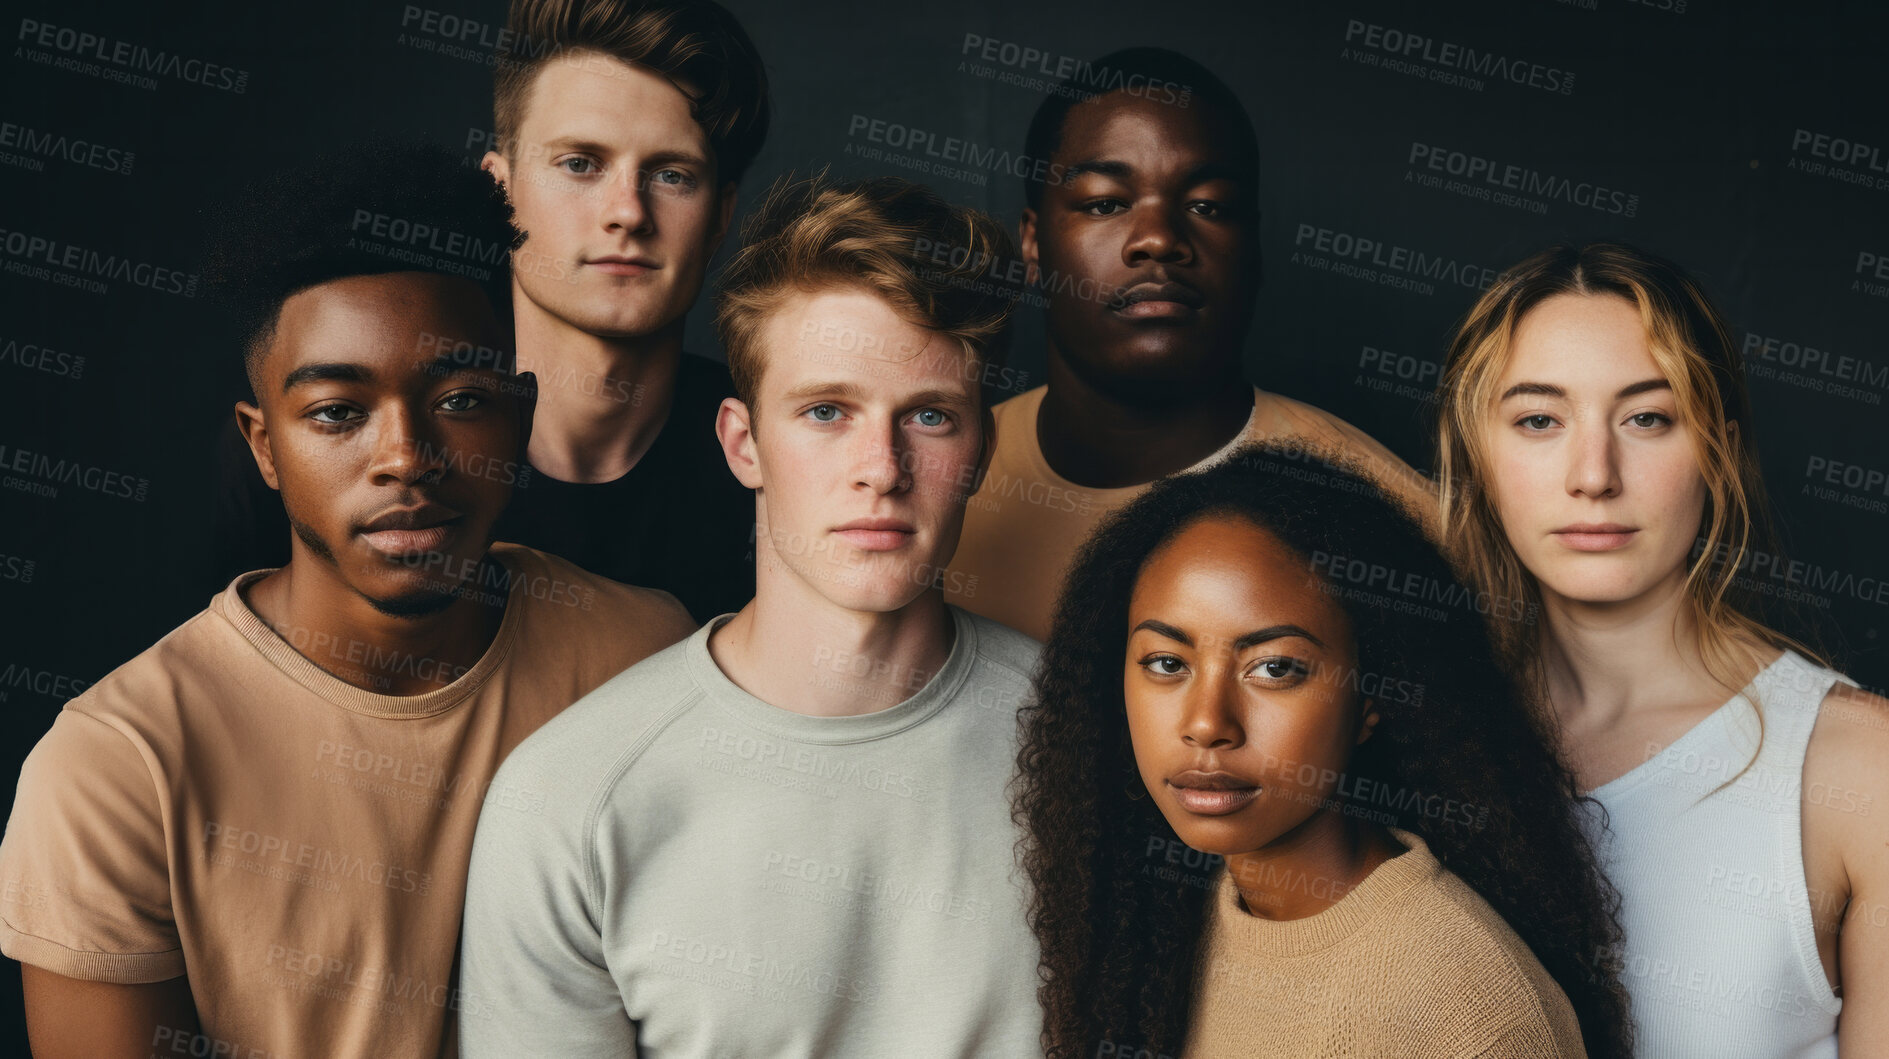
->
480, 0, 771, 623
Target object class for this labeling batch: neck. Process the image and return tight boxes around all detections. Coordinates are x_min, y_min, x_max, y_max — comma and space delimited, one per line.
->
1535, 568, 1744, 724
707, 534, 954, 718
513, 288, 683, 484
1223, 811, 1402, 921
243, 550, 505, 697
1036, 347, 1251, 489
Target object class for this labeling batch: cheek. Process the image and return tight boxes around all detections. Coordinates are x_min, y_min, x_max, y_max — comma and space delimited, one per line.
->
1637, 447, 1709, 532
275, 445, 351, 517
1252, 705, 1353, 783
1484, 438, 1547, 522
909, 436, 980, 500
657, 199, 713, 248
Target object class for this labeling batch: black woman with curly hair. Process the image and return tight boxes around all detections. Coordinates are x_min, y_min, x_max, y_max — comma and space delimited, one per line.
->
1014, 439, 1632, 1058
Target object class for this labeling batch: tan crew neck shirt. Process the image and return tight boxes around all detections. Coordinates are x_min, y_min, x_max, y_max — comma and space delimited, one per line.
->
0, 543, 695, 1058
945, 385, 1436, 641
1184, 829, 1586, 1058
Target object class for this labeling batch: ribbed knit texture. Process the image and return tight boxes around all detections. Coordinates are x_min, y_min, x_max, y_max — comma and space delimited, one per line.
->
1580, 650, 1847, 1058
1182, 829, 1585, 1058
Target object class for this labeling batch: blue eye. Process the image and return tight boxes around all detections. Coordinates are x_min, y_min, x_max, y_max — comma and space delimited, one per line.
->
912, 408, 947, 428
807, 404, 841, 422
560, 157, 598, 175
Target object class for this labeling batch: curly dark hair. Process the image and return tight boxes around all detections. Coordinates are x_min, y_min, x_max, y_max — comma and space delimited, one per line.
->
1013, 438, 1633, 1059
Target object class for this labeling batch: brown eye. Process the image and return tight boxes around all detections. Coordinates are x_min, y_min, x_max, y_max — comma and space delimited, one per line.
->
1139, 655, 1186, 676
1251, 657, 1309, 684
310, 405, 361, 425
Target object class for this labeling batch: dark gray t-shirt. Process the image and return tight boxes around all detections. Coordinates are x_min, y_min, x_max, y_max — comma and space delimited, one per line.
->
458, 606, 1044, 1057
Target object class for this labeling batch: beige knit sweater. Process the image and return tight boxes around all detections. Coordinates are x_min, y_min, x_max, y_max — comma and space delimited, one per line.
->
1181, 828, 1587, 1058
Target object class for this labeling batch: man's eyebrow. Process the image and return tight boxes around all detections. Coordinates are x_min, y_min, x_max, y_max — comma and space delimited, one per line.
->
540, 136, 613, 155
904, 388, 975, 410
282, 363, 371, 393
1060, 159, 1134, 183
640, 148, 711, 170
779, 379, 869, 403
539, 138, 710, 169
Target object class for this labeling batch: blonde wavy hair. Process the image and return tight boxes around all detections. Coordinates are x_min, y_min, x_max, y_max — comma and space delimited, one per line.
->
1435, 242, 1821, 712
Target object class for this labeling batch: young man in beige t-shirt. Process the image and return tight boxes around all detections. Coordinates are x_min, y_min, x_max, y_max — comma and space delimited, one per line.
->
944, 48, 1437, 641
0, 150, 694, 1058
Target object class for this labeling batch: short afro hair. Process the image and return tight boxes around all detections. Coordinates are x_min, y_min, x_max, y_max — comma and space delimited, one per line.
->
1020, 47, 1259, 215
206, 142, 521, 397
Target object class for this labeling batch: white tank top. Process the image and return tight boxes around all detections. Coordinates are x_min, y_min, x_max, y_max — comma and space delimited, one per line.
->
1579, 650, 1853, 1058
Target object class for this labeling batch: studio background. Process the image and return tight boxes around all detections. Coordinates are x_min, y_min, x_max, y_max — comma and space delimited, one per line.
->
1, 0, 1884, 1046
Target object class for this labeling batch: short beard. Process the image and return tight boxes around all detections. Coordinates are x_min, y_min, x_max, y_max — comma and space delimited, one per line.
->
289, 515, 465, 619
362, 588, 460, 619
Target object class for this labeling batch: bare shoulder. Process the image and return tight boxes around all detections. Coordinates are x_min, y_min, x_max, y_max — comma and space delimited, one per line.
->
1809, 680, 1889, 777
1804, 678, 1889, 864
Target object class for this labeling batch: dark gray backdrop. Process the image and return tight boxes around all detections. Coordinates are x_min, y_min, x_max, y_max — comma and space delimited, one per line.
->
1, 0, 1884, 1045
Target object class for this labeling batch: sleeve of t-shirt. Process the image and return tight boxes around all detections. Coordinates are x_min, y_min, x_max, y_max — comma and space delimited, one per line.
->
0, 709, 184, 983
458, 749, 636, 1058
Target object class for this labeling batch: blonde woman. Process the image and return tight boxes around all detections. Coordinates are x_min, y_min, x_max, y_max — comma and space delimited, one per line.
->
1436, 241, 1886, 1056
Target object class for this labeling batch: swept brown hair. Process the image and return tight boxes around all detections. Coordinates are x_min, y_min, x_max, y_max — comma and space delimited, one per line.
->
493, 0, 770, 185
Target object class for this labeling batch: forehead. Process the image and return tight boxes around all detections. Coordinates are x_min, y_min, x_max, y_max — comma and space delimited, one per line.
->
1134, 516, 1338, 624
1054, 91, 1242, 177
1501, 292, 1659, 390
515, 51, 707, 152
755, 286, 978, 398
265, 272, 505, 387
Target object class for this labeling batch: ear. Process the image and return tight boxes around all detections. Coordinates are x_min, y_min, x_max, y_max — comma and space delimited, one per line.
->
1355, 697, 1380, 746
481, 150, 510, 193
711, 183, 738, 253
1019, 208, 1040, 287
234, 400, 280, 491
716, 396, 763, 490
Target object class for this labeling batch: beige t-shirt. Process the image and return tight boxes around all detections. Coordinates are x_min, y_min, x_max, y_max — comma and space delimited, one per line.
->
0, 543, 695, 1058
1183, 828, 1585, 1058
945, 385, 1437, 641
